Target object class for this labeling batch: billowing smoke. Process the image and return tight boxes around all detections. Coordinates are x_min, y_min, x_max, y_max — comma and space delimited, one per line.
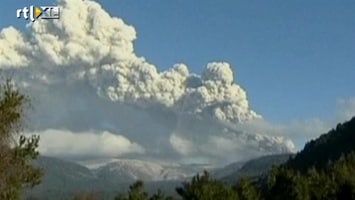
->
0, 0, 295, 165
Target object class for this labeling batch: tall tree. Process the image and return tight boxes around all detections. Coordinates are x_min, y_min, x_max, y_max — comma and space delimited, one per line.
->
0, 79, 43, 199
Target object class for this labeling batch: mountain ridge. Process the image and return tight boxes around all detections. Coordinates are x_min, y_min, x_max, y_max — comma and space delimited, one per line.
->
25, 153, 291, 199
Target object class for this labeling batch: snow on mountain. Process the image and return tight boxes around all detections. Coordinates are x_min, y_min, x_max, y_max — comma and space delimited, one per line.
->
92, 158, 213, 182
27, 154, 294, 199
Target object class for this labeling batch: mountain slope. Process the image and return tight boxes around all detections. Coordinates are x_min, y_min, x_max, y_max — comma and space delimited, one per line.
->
221, 154, 293, 183
286, 116, 355, 172
26, 156, 104, 199
93, 159, 205, 183
25, 157, 213, 199
211, 161, 245, 179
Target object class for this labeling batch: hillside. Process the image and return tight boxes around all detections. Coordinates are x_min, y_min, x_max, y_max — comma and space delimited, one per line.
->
222, 154, 293, 183
25, 156, 110, 199
286, 116, 355, 172
94, 159, 205, 183
25, 157, 211, 199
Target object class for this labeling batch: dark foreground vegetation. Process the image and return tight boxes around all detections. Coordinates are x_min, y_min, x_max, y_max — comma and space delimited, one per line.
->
1, 80, 355, 200
0, 80, 43, 199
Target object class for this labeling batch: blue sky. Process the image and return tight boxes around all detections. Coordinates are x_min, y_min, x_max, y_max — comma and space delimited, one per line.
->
1, 0, 355, 124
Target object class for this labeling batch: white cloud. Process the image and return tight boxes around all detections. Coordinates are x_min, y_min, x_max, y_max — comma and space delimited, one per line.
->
336, 97, 355, 122
28, 129, 144, 158
169, 134, 196, 156
287, 98, 355, 143
0, 0, 295, 165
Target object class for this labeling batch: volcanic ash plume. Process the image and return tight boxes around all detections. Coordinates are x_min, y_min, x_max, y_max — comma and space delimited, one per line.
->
0, 0, 295, 164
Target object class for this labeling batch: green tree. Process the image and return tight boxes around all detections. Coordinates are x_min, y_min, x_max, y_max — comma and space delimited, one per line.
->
266, 167, 305, 200
128, 181, 149, 200
115, 180, 148, 200
0, 79, 43, 199
115, 180, 176, 200
233, 177, 261, 200
149, 190, 165, 200
176, 171, 239, 200
149, 189, 175, 200
332, 153, 355, 199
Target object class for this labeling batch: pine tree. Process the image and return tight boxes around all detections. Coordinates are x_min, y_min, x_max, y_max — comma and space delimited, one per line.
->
0, 79, 43, 199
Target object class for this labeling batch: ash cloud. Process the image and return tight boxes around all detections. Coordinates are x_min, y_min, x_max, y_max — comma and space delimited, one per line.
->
0, 0, 295, 165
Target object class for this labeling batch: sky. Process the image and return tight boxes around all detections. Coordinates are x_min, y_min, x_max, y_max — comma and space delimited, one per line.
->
0, 0, 354, 165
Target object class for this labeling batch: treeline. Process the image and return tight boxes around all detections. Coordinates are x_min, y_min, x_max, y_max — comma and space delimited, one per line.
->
111, 154, 355, 200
